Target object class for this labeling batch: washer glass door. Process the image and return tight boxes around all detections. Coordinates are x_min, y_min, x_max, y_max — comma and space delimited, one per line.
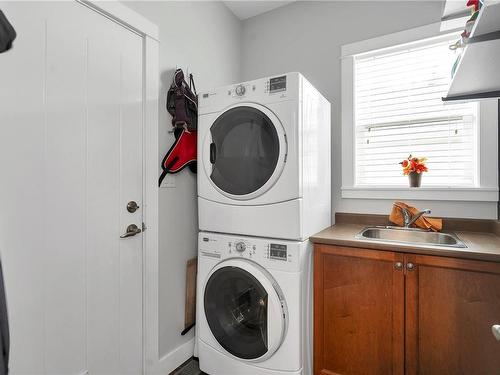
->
204, 264, 284, 360
209, 105, 283, 198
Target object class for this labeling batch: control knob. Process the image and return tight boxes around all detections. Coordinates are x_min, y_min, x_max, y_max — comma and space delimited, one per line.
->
235, 241, 246, 252
235, 84, 246, 96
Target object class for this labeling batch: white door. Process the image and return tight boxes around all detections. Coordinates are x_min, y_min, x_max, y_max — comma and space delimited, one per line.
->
0, 2, 143, 374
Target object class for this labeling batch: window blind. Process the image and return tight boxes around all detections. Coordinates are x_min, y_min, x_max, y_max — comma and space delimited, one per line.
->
354, 37, 478, 187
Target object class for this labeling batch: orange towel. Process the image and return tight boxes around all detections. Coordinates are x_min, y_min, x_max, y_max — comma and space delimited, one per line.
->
389, 201, 442, 232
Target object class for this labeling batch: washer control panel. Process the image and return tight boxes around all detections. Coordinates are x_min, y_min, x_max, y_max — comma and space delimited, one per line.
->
235, 241, 246, 252
269, 243, 287, 261
199, 233, 305, 272
228, 240, 256, 258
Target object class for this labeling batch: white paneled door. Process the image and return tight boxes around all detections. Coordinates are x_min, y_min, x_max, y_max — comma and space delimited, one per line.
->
0, 2, 144, 374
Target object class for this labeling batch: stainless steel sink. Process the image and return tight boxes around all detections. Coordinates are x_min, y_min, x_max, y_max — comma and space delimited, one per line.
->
355, 226, 467, 248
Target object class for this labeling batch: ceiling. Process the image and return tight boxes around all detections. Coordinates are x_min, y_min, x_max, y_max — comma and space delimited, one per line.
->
224, 1, 295, 20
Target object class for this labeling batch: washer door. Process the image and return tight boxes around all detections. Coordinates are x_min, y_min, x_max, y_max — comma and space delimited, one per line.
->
203, 259, 287, 362
205, 104, 287, 200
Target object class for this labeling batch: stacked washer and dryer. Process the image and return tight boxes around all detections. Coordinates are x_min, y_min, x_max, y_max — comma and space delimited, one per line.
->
196, 72, 331, 375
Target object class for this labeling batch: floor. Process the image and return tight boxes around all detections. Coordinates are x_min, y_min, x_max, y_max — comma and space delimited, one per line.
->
171, 358, 206, 375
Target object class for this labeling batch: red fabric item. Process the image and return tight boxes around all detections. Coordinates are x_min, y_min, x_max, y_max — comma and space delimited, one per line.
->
467, 0, 480, 12
162, 129, 197, 173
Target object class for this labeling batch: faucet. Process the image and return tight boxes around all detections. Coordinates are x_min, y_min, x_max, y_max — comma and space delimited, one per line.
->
401, 208, 431, 228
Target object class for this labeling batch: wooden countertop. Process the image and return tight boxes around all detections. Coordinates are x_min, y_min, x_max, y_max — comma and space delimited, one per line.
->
310, 214, 500, 263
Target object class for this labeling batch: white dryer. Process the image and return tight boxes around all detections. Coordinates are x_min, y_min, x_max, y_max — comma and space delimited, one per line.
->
197, 72, 331, 240
196, 232, 312, 375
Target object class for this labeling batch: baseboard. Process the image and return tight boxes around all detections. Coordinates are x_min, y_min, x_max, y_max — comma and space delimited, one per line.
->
149, 338, 195, 375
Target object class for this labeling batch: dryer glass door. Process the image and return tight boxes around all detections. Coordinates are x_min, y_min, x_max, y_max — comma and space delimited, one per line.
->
204, 265, 270, 360
209, 106, 280, 196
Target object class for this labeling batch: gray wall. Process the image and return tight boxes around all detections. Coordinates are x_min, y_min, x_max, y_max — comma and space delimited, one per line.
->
124, 1, 242, 361
240, 1, 476, 219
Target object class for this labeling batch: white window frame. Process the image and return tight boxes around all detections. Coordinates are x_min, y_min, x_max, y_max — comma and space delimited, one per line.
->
341, 21, 499, 202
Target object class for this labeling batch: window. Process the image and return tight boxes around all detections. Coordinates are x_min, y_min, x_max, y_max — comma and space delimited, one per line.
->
353, 35, 478, 187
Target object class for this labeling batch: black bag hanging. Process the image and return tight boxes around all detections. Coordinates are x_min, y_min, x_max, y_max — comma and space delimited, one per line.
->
166, 69, 198, 132
159, 69, 198, 186
0, 10, 16, 54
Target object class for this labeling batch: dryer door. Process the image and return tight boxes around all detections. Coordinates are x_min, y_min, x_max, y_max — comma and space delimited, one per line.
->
206, 104, 287, 200
203, 259, 287, 362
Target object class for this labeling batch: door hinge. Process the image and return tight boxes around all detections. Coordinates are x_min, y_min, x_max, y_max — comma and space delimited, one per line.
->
142, 222, 147, 232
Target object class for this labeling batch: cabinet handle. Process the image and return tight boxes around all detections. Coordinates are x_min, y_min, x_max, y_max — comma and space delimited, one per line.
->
493, 325, 500, 341
407, 262, 416, 271
394, 261, 403, 271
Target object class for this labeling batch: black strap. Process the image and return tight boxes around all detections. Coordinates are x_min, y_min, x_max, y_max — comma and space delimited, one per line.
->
189, 73, 196, 95
181, 323, 195, 336
158, 156, 179, 187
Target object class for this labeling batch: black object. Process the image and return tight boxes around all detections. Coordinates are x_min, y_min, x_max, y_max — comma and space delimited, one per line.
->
0, 10, 16, 54
204, 266, 269, 360
169, 357, 204, 375
159, 69, 198, 185
180, 323, 195, 336
209, 143, 216, 164
209, 106, 280, 196
166, 69, 198, 132
443, 90, 500, 101
0, 259, 9, 375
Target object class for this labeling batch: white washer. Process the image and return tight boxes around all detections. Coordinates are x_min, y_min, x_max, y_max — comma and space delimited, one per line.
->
196, 232, 312, 375
197, 72, 331, 240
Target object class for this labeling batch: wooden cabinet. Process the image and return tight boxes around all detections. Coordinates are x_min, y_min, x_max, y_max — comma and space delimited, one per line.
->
405, 254, 500, 375
314, 244, 500, 375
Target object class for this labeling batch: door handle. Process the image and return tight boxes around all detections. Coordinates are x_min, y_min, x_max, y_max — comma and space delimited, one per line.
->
120, 224, 142, 238
493, 325, 500, 341
210, 142, 216, 164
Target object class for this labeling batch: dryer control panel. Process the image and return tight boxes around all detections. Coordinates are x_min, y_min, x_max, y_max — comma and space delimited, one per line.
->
268, 75, 287, 93
198, 232, 308, 272
197, 72, 301, 114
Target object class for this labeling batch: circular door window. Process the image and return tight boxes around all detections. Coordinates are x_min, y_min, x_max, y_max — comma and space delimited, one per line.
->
209, 106, 281, 197
204, 263, 286, 360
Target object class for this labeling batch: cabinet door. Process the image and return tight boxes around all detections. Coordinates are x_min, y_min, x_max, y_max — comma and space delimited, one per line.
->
405, 254, 500, 375
314, 245, 405, 375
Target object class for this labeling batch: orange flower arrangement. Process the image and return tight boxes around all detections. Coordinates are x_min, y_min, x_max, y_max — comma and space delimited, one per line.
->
400, 155, 428, 175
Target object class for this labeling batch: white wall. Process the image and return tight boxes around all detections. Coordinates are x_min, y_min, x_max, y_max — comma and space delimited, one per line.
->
241, 1, 498, 220
122, 1, 242, 373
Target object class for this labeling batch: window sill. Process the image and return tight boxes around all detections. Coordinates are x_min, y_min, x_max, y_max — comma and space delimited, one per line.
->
341, 186, 499, 202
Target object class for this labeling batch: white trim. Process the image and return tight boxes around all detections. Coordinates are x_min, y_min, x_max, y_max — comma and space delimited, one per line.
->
342, 186, 499, 202
341, 22, 499, 205
80, 0, 159, 40
341, 22, 456, 58
143, 36, 160, 375
152, 338, 195, 375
